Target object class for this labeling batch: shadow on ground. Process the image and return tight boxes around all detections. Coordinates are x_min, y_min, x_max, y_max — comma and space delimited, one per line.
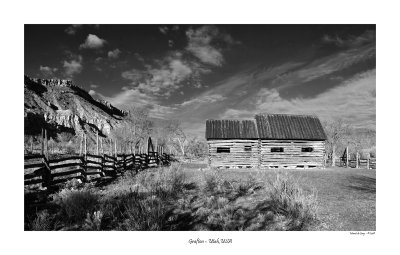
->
343, 175, 376, 193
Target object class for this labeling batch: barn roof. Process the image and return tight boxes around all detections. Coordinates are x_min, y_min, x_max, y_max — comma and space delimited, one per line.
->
205, 114, 327, 140
255, 114, 327, 140
206, 119, 258, 139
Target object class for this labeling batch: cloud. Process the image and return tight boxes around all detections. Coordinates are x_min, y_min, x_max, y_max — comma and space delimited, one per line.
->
221, 69, 376, 129
65, 24, 100, 35
159, 26, 169, 34
90, 87, 177, 119
122, 57, 198, 96
179, 94, 226, 107
169, 46, 376, 138
65, 25, 82, 35
260, 43, 375, 88
90, 84, 99, 88
185, 25, 239, 66
39, 65, 58, 77
63, 55, 83, 78
134, 53, 145, 63
108, 48, 121, 59
120, 26, 238, 98
79, 34, 107, 49
322, 30, 375, 48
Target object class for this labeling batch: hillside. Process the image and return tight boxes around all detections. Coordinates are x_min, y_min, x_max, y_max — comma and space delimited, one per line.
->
24, 75, 127, 138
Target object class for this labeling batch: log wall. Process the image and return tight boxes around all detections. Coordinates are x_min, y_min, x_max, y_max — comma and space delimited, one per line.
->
260, 140, 325, 168
208, 139, 259, 168
207, 139, 325, 169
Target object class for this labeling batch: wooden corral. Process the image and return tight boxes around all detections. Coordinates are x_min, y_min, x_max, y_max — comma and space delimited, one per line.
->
206, 114, 327, 169
24, 133, 171, 189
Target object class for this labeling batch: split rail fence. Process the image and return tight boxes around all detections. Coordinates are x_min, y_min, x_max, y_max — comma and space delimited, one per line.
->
24, 129, 171, 189
24, 152, 171, 188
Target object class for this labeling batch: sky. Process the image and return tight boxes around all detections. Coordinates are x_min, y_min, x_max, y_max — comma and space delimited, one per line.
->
25, 24, 376, 138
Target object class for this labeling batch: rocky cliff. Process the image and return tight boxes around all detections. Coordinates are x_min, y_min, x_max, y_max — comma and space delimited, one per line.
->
24, 75, 126, 138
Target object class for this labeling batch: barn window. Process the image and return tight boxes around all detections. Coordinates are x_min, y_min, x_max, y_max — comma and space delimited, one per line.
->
301, 147, 314, 152
244, 146, 252, 152
271, 147, 284, 152
217, 147, 230, 153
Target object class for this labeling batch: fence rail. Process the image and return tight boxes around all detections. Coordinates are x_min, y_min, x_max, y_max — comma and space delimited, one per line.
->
325, 157, 376, 169
24, 152, 171, 189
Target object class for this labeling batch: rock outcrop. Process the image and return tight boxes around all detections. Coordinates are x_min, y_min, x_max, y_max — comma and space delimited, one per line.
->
24, 75, 125, 137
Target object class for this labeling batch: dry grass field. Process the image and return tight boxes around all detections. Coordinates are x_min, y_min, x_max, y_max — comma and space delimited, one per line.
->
25, 162, 375, 231
183, 164, 376, 231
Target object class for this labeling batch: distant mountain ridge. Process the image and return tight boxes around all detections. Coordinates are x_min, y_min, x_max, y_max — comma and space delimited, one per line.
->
24, 75, 127, 137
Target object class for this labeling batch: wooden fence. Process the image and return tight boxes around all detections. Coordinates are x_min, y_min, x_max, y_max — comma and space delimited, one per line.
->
325, 156, 376, 169
24, 152, 171, 189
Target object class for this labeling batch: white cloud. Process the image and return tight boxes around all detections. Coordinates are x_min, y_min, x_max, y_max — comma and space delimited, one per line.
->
91, 87, 177, 119
79, 34, 107, 49
221, 69, 376, 129
322, 30, 375, 48
39, 65, 58, 77
159, 26, 169, 34
185, 25, 239, 66
63, 55, 83, 78
179, 94, 226, 107
121, 58, 195, 96
108, 48, 121, 59
65, 24, 82, 35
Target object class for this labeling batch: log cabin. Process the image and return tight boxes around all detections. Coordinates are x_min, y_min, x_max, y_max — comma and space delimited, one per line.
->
206, 114, 327, 169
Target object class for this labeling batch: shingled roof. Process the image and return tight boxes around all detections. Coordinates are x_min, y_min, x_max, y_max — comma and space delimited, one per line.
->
206, 119, 258, 139
206, 114, 327, 140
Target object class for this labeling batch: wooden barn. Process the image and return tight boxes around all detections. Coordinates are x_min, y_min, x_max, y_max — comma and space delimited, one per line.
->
206, 114, 327, 169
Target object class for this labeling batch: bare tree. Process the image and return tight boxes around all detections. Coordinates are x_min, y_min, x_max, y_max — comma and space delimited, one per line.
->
164, 120, 187, 156
322, 119, 350, 165
186, 136, 207, 158
111, 106, 153, 153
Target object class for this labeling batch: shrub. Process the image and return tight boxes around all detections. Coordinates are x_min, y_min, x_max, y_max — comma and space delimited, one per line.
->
51, 185, 100, 223
83, 211, 103, 231
118, 192, 168, 230
29, 210, 54, 231
266, 174, 318, 230
202, 169, 226, 193
99, 164, 188, 230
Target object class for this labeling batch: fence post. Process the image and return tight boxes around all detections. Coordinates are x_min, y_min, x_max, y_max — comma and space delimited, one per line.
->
113, 155, 117, 176
45, 129, 49, 159
101, 154, 105, 177
367, 154, 370, 169
42, 154, 52, 189
100, 137, 103, 155
123, 154, 126, 171
30, 136, 33, 154
83, 134, 88, 182
356, 152, 359, 168
257, 139, 261, 169
96, 130, 99, 155
346, 146, 349, 168
41, 129, 44, 156
114, 140, 117, 157
84, 134, 87, 156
